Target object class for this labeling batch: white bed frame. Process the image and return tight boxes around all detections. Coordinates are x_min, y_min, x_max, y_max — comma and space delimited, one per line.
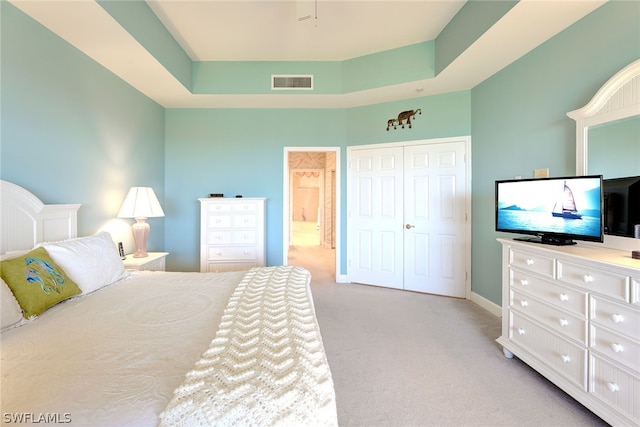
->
0, 180, 80, 254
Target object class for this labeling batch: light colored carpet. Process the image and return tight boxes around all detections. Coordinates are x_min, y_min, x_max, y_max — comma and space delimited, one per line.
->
288, 245, 608, 427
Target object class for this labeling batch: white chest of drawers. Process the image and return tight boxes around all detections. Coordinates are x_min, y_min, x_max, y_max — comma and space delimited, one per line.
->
199, 198, 266, 272
497, 238, 640, 426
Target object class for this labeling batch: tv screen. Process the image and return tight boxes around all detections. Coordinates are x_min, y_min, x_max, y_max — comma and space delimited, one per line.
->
495, 175, 603, 245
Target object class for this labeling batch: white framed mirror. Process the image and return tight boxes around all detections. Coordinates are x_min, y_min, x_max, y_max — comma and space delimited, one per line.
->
567, 59, 640, 251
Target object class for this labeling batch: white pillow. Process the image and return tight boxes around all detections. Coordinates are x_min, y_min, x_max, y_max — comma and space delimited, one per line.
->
41, 232, 129, 294
1, 277, 24, 329
0, 249, 30, 261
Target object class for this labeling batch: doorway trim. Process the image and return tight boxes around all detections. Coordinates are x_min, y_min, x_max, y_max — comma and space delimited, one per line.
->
283, 147, 343, 282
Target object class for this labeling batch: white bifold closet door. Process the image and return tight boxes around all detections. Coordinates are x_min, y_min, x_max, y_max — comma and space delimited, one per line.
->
348, 140, 467, 298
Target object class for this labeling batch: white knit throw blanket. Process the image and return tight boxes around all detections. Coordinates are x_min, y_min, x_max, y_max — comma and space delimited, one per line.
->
159, 266, 338, 427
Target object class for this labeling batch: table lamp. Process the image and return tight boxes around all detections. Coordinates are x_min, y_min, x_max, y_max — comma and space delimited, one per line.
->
117, 187, 164, 258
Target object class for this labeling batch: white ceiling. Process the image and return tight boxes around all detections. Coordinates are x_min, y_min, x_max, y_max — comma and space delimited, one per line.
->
147, 0, 465, 61
10, 0, 606, 108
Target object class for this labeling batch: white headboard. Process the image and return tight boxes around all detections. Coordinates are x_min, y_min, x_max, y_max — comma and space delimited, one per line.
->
0, 180, 80, 254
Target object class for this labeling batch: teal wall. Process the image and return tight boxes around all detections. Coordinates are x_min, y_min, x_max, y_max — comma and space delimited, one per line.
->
471, 0, 640, 304
164, 108, 347, 271
1, 1, 638, 307
164, 92, 471, 272
0, 3, 166, 249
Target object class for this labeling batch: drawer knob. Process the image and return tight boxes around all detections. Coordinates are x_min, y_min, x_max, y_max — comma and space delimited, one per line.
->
216, 251, 222, 256
520, 279, 528, 286
526, 258, 534, 266
560, 354, 571, 363
611, 313, 624, 323
611, 343, 624, 353
607, 382, 619, 393
517, 328, 526, 335
243, 251, 249, 255
559, 318, 569, 327
583, 274, 594, 283
215, 219, 221, 223
520, 300, 528, 307
559, 293, 569, 302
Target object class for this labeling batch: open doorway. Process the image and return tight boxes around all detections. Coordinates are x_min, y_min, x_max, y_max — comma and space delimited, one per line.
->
283, 148, 340, 281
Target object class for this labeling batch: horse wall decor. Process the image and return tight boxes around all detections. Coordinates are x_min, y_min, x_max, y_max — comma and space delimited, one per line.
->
386, 109, 422, 130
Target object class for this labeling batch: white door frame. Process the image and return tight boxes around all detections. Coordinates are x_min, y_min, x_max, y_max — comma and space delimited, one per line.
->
347, 136, 472, 299
283, 147, 343, 282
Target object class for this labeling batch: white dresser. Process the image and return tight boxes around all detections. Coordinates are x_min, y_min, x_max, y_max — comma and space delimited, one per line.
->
497, 238, 640, 426
199, 198, 266, 272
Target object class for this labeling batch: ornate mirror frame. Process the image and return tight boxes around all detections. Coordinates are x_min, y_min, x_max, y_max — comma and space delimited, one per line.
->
568, 58, 640, 176
567, 59, 640, 251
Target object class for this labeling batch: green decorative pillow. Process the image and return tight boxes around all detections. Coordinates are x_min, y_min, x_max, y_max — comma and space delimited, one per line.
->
0, 247, 81, 318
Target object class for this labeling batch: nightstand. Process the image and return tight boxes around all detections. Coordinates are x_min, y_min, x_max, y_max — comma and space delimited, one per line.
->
122, 252, 169, 271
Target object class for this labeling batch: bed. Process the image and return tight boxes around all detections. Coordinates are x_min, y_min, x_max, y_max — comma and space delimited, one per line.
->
0, 180, 337, 426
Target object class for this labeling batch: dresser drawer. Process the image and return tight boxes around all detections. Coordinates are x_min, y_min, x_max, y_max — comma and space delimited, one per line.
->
206, 246, 257, 261
207, 214, 232, 228
232, 214, 257, 228
206, 202, 232, 213
511, 290, 586, 344
557, 260, 628, 302
590, 324, 640, 373
590, 295, 640, 339
204, 261, 258, 273
509, 248, 555, 279
207, 230, 257, 245
207, 230, 232, 244
509, 312, 587, 389
510, 268, 587, 316
589, 353, 640, 425
632, 275, 640, 307
232, 202, 258, 213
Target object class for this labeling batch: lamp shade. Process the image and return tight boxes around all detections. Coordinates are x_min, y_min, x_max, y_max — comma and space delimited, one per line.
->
117, 187, 164, 219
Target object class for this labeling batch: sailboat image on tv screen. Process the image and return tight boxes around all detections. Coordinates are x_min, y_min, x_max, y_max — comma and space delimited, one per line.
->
552, 181, 582, 219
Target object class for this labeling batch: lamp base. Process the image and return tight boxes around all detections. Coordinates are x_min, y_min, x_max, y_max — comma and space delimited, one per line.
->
131, 218, 150, 258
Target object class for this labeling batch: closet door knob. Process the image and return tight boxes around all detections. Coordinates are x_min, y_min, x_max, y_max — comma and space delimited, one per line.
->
405, 224, 415, 229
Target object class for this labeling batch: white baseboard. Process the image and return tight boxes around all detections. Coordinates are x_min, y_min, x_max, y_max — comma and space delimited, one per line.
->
336, 274, 348, 283
470, 291, 501, 317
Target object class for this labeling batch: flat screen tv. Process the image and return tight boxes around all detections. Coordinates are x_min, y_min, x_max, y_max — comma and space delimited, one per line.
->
495, 175, 603, 245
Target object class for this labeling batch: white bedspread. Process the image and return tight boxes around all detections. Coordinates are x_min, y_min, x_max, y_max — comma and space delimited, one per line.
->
1, 270, 244, 426
159, 266, 338, 427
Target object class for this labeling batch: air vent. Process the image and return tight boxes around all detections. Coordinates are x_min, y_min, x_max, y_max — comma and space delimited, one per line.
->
272, 75, 313, 90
